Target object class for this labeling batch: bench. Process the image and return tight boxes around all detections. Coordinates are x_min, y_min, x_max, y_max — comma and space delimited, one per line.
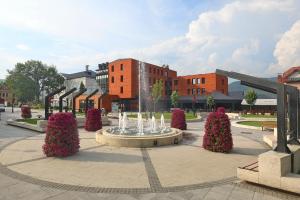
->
261, 121, 277, 131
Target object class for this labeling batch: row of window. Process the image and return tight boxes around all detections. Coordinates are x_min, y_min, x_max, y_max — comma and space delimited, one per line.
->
1, 93, 8, 97
149, 66, 168, 77
111, 64, 124, 72
111, 76, 124, 83
189, 78, 206, 85
187, 88, 206, 95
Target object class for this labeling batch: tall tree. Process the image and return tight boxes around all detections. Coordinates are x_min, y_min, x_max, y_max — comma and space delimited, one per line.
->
245, 89, 257, 112
6, 73, 36, 103
206, 95, 215, 111
151, 79, 163, 112
6, 60, 64, 102
170, 90, 179, 108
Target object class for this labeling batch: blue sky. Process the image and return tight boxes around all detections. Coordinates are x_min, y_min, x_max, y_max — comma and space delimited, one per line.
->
0, 0, 300, 79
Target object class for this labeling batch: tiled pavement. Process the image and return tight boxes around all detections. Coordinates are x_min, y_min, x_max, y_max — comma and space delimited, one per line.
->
0, 110, 299, 200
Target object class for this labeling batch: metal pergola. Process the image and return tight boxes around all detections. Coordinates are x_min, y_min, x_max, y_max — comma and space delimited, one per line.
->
216, 69, 300, 153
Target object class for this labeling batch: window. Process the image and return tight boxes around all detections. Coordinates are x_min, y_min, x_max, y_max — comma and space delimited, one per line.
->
149, 67, 152, 73
111, 65, 114, 72
222, 79, 225, 85
164, 71, 168, 77
192, 89, 196, 95
161, 70, 163, 76
197, 78, 201, 84
157, 69, 160, 75
197, 88, 201, 95
120, 75, 123, 82
201, 77, 206, 84
174, 80, 178, 86
111, 76, 114, 83
187, 79, 191, 85
120, 64, 123, 71
192, 78, 196, 85
120, 87, 123, 94
153, 68, 156, 74
187, 89, 190, 95
201, 88, 206, 94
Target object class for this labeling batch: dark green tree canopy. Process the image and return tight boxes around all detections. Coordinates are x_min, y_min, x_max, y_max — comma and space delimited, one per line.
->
206, 95, 215, 110
6, 60, 64, 103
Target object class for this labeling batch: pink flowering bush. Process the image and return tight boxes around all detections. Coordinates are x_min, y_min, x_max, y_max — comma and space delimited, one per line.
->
43, 112, 80, 157
85, 109, 102, 131
202, 110, 233, 153
21, 105, 32, 119
171, 109, 187, 130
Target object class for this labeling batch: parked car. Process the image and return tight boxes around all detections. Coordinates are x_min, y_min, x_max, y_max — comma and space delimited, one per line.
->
0, 104, 5, 112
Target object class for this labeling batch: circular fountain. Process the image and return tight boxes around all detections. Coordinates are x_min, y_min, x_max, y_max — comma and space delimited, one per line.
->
96, 61, 182, 147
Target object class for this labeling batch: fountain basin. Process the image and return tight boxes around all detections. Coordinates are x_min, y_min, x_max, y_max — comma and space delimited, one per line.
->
96, 128, 183, 148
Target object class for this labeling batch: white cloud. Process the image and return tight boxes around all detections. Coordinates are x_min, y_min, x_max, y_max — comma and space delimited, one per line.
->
16, 44, 31, 51
269, 20, 300, 73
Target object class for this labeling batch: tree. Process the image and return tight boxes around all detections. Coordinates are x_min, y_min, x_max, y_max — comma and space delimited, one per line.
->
79, 81, 85, 91
170, 90, 179, 108
245, 89, 257, 112
6, 73, 36, 103
6, 60, 64, 103
206, 95, 215, 111
151, 79, 163, 113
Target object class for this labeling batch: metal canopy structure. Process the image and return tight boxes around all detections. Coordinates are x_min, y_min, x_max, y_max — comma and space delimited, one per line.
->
85, 89, 99, 115
44, 86, 66, 120
98, 92, 108, 110
216, 69, 300, 153
72, 88, 87, 117
59, 87, 77, 112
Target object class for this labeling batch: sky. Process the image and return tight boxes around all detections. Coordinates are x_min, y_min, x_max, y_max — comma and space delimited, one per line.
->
0, 0, 300, 79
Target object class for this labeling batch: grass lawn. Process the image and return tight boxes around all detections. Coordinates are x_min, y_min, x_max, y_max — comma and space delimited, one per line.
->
127, 112, 197, 120
238, 121, 276, 127
17, 118, 39, 125
241, 114, 276, 118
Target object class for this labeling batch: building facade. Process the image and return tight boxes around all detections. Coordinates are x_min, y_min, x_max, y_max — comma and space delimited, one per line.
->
0, 84, 13, 106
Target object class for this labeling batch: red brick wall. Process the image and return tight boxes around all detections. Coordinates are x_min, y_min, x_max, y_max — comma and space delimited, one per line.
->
173, 73, 228, 96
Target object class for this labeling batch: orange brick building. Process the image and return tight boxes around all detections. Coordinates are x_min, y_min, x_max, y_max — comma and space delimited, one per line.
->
103, 58, 229, 111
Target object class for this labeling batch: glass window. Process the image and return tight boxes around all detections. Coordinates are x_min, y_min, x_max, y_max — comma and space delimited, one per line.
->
201, 88, 206, 94
192, 88, 196, 95
111, 65, 114, 72
111, 76, 114, 83
120, 87, 123, 93
187, 79, 191, 85
197, 88, 201, 95
120, 75, 123, 82
197, 78, 201, 84
192, 78, 196, 85
120, 64, 123, 71
201, 77, 205, 84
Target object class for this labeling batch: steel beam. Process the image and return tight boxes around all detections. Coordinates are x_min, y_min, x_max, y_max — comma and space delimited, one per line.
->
72, 88, 87, 117
274, 84, 290, 153
44, 86, 66, 120
240, 81, 277, 94
85, 89, 99, 115
287, 88, 300, 144
216, 69, 279, 91
59, 88, 77, 112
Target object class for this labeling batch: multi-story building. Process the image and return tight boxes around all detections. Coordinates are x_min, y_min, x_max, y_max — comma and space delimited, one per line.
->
0, 83, 13, 106
278, 66, 300, 89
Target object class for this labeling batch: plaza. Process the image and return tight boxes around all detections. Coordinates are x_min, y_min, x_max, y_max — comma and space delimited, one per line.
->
0, 109, 299, 200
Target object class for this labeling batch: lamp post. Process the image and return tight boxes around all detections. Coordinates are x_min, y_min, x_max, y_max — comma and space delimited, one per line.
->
11, 94, 15, 113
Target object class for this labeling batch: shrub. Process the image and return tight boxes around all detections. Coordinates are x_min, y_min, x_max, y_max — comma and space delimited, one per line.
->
43, 112, 80, 157
21, 105, 32, 119
217, 107, 225, 114
171, 108, 187, 130
202, 111, 233, 153
85, 109, 102, 131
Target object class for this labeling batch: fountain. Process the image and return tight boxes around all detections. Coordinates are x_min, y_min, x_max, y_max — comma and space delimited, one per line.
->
96, 61, 182, 147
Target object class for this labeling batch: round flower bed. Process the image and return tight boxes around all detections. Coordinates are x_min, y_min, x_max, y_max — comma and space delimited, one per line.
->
85, 108, 102, 131
21, 105, 32, 119
43, 112, 80, 157
203, 110, 233, 153
171, 108, 187, 130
